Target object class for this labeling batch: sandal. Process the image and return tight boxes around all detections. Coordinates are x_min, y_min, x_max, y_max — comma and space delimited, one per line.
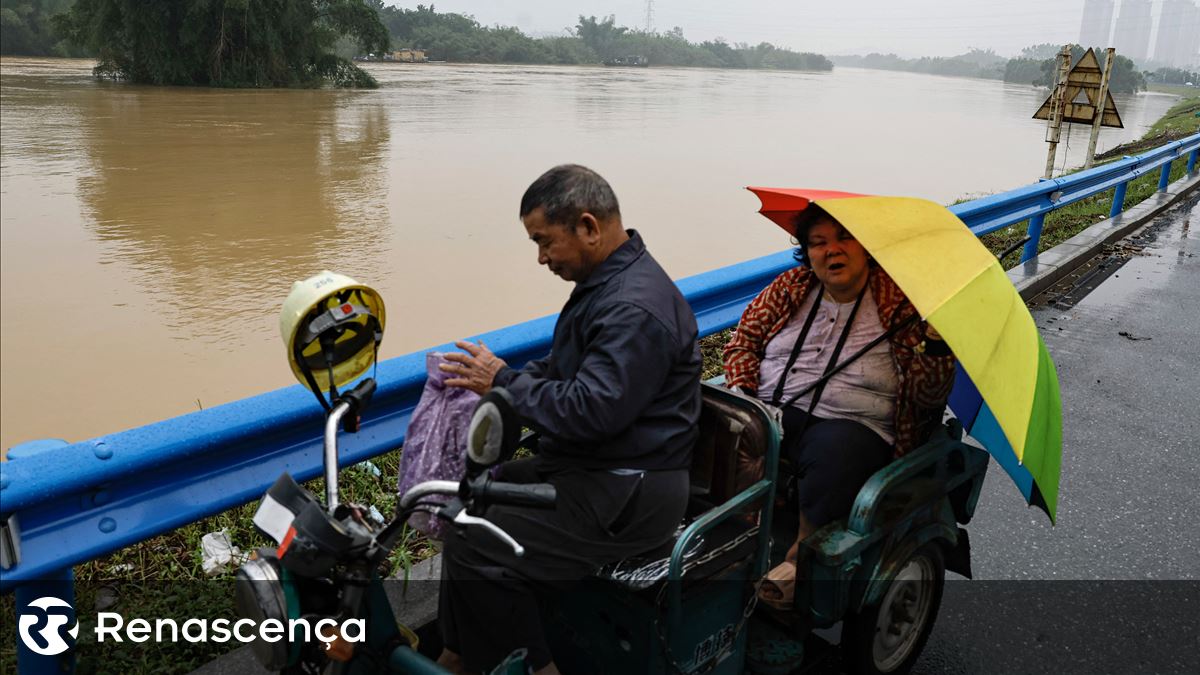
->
757, 560, 796, 611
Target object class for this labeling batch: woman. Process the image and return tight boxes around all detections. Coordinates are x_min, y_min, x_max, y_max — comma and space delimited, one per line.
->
723, 205, 955, 609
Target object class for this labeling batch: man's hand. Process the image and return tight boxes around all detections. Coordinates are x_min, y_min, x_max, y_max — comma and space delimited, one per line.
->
440, 340, 508, 394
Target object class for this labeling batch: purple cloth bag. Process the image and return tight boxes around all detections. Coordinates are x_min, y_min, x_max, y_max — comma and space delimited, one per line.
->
396, 352, 477, 539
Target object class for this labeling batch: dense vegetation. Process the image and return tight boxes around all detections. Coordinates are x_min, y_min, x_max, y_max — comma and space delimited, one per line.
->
52, 0, 389, 87
1003, 44, 1146, 94
6, 2, 1191, 93
372, 5, 832, 71
830, 42, 1149, 94
831, 48, 1007, 80
0, 0, 85, 55
1147, 66, 1199, 85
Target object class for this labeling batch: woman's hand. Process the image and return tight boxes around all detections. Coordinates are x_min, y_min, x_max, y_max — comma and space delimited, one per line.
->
924, 323, 943, 341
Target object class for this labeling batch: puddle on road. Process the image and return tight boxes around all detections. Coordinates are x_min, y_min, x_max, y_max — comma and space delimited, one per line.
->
1086, 196, 1195, 301
1032, 193, 1198, 353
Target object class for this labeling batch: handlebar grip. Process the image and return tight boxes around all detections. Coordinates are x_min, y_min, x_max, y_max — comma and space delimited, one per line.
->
477, 481, 557, 509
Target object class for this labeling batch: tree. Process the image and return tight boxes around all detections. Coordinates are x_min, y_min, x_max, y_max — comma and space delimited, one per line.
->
575, 15, 626, 59
1033, 45, 1145, 94
1019, 43, 1060, 60
1004, 57, 1045, 86
0, 0, 86, 56
1149, 66, 1199, 84
55, 0, 389, 88
364, 5, 831, 72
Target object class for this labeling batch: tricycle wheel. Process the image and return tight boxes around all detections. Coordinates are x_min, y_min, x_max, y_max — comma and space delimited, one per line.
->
841, 543, 944, 675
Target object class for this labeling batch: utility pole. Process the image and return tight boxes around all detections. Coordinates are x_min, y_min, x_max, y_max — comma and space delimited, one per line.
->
1044, 45, 1072, 179
644, 0, 654, 32
1084, 47, 1116, 170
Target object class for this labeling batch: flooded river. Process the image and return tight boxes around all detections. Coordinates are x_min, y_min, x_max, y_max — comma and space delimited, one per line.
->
0, 57, 1179, 449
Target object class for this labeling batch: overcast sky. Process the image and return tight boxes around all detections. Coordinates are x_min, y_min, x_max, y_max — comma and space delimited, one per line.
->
389, 0, 1132, 57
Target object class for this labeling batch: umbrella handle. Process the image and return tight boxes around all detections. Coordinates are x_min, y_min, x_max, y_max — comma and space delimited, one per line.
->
997, 236, 1032, 263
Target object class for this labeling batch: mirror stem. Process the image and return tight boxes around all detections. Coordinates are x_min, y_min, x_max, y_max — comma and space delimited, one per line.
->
324, 401, 353, 511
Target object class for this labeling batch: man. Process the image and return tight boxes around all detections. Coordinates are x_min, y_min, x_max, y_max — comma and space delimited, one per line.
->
435, 164, 701, 674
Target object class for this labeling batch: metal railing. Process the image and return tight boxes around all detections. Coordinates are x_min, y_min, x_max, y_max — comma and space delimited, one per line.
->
953, 134, 1199, 261
2, 133, 1197, 610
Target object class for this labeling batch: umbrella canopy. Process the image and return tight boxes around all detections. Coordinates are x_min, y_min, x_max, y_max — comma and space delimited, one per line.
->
747, 187, 1062, 522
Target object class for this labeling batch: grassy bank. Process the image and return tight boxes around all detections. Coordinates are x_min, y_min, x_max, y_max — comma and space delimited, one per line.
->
1148, 83, 1200, 97
3, 94, 1197, 675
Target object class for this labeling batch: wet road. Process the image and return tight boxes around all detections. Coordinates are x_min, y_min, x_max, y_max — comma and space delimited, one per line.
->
914, 192, 1200, 673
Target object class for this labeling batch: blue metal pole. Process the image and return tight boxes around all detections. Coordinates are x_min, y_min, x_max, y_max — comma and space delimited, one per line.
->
1157, 161, 1172, 192
1110, 181, 1129, 218
1021, 214, 1046, 263
14, 567, 77, 675
1188, 149, 1198, 176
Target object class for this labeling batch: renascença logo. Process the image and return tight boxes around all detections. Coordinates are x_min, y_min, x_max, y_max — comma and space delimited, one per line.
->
18, 596, 364, 652
18, 596, 79, 656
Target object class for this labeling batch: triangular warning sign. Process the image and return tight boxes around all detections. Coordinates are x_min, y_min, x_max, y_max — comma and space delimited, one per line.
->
1032, 48, 1123, 128
1066, 48, 1104, 88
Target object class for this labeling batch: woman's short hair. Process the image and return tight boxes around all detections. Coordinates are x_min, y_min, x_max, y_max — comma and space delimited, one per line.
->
791, 204, 832, 264
791, 205, 877, 269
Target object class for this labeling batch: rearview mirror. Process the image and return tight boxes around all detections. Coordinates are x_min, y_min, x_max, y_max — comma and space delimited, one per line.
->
466, 388, 520, 472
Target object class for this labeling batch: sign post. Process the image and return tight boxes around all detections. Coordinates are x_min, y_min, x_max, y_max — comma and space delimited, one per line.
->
1033, 46, 1124, 178
1084, 48, 1117, 169
1042, 45, 1072, 179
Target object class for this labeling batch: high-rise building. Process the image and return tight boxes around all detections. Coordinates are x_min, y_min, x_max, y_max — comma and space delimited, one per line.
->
1079, 0, 1116, 49
1113, 0, 1154, 62
1153, 0, 1200, 68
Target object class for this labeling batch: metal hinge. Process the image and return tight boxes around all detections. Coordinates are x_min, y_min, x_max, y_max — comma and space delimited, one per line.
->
1, 514, 21, 569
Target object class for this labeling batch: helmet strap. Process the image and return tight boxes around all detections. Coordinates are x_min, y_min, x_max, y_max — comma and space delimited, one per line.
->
320, 332, 342, 403
294, 337, 333, 413
294, 310, 384, 414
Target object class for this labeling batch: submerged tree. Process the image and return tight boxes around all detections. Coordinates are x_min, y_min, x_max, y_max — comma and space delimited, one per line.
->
1, 0, 88, 56
55, 0, 389, 88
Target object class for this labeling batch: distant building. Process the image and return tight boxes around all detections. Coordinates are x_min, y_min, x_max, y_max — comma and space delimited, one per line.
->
391, 49, 427, 63
1153, 0, 1200, 68
1113, 0, 1153, 62
1079, 0, 1115, 48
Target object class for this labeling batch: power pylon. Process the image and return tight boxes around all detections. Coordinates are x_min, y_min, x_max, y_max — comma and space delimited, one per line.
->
645, 0, 654, 32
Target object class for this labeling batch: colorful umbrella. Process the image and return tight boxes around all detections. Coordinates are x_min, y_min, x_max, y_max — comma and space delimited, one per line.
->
747, 187, 1062, 522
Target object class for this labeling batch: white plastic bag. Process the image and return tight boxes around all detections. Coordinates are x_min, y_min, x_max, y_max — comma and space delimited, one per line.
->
200, 530, 242, 576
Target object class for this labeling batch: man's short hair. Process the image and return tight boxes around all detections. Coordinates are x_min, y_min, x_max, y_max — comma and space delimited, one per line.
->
519, 164, 621, 227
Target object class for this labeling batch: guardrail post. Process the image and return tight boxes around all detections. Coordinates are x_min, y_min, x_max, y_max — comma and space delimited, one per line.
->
1110, 181, 1129, 218
7, 439, 78, 674
14, 567, 78, 675
1021, 214, 1046, 263
1188, 148, 1198, 176
1158, 161, 1172, 192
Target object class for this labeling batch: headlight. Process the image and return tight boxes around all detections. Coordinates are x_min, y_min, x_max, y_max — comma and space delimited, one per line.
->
234, 552, 295, 670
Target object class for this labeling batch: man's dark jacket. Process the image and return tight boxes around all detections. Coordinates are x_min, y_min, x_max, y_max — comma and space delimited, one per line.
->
492, 230, 701, 472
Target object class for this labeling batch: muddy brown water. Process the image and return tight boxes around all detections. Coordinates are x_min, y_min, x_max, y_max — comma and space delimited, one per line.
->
0, 57, 1180, 450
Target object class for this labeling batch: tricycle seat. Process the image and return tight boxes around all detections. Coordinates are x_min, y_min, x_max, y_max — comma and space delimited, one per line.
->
595, 500, 759, 591
593, 383, 778, 591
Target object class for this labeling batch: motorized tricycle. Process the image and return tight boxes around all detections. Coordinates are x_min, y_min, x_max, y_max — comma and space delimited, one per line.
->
234, 368, 989, 675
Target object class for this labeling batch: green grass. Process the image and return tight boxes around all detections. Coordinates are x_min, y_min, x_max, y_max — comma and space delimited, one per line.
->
1147, 83, 1200, 97
1145, 95, 1200, 138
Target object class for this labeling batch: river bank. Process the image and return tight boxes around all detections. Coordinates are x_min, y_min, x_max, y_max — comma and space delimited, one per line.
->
978, 93, 1199, 262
